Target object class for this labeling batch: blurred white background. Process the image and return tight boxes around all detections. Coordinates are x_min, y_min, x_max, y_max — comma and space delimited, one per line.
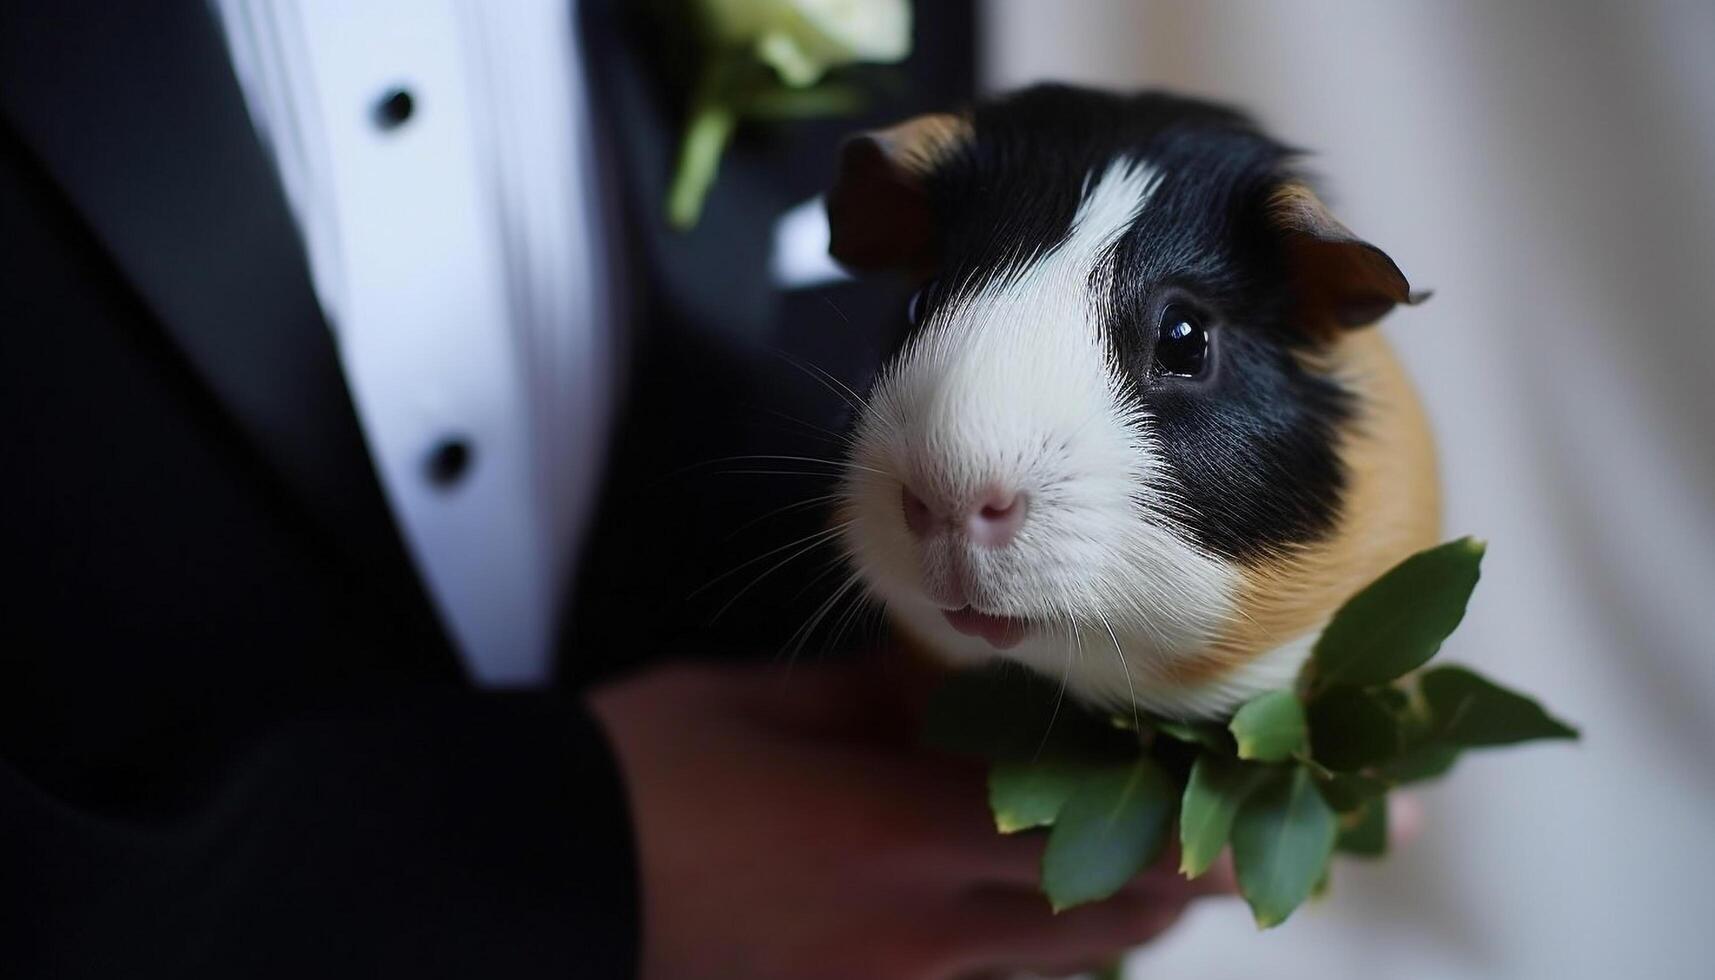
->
980, 2, 1715, 978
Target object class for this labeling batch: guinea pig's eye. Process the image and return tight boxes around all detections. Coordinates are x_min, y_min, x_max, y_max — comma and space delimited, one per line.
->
1154, 305, 1209, 378
906, 283, 932, 327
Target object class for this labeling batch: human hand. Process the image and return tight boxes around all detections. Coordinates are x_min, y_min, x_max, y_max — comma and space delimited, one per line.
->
589, 657, 1233, 980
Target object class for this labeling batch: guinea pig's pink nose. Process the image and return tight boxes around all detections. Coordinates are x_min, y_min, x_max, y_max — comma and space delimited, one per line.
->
901, 483, 1029, 548
966, 488, 1027, 549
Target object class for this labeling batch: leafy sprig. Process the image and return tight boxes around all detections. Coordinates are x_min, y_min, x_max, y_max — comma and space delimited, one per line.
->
923, 537, 1579, 928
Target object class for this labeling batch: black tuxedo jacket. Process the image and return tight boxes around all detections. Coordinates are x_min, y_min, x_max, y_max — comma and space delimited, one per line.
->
0, 2, 972, 977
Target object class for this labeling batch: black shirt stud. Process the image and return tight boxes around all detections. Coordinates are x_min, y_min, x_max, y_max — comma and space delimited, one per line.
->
374, 87, 416, 130
424, 435, 473, 489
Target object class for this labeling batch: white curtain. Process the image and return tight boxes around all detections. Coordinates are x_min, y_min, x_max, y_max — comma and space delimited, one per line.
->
981, 2, 1715, 978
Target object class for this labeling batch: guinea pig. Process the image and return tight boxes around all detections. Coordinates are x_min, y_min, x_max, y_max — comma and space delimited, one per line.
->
827, 84, 1440, 720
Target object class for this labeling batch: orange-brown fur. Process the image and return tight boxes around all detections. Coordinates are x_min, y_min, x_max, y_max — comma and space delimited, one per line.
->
1164, 327, 1441, 685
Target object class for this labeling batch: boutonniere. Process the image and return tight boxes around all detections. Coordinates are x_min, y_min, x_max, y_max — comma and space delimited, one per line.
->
666, 0, 912, 230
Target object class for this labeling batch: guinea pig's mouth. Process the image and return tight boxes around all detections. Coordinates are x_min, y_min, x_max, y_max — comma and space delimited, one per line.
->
941, 605, 1033, 650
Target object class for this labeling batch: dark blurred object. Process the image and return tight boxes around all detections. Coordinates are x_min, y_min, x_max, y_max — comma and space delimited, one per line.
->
0, 1, 972, 978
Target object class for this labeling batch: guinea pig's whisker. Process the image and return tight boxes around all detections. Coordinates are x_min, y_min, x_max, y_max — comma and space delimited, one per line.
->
681, 456, 860, 482
723, 493, 842, 541
756, 408, 853, 448
786, 575, 856, 653
707, 456, 890, 481
783, 575, 849, 649
1033, 606, 1080, 762
1061, 610, 1097, 738
690, 522, 850, 601
764, 345, 866, 414
710, 469, 848, 479
1097, 609, 1143, 735
708, 523, 853, 626
822, 583, 878, 656
704, 453, 850, 468
663, 462, 837, 489
779, 570, 866, 666
708, 454, 888, 478
789, 553, 851, 602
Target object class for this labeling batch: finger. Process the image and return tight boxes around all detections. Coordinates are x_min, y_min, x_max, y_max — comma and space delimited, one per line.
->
1143, 838, 1238, 897
938, 885, 1193, 976
1004, 955, 1128, 980
843, 752, 1051, 886
1121, 855, 1236, 901
1190, 850, 1238, 895
932, 837, 1238, 903
912, 831, 1046, 888
1131, 847, 1241, 899
1390, 792, 1423, 848
745, 651, 933, 742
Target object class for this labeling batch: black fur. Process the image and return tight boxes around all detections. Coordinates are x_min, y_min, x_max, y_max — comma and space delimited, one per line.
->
918, 84, 1353, 563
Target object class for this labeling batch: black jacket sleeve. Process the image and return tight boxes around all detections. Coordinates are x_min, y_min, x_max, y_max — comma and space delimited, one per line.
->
2, 693, 639, 980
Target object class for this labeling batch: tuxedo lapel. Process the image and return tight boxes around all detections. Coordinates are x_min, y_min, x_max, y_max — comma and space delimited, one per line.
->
0, 1, 450, 661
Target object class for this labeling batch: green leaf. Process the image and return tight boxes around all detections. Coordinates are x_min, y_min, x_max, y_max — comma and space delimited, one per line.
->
1373, 686, 1411, 712
923, 667, 1128, 762
1378, 742, 1463, 784
1179, 755, 1268, 878
1230, 766, 1339, 928
1294, 754, 1334, 780
1368, 666, 1576, 785
1306, 686, 1401, 771
1419, 666, 1580, 747
1337, 797, 1388, 857
1311, 537, 1486, 690
1229, 691, 1308, 762
1316, 772, 1390, 813
1153, 718, 1236, 754
989, 760, 1098, 833
1043, 758, 1177, 912
1390, 686, 1437, 746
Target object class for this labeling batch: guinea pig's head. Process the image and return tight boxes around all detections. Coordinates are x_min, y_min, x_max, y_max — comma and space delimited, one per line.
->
828, 85, 1442, 719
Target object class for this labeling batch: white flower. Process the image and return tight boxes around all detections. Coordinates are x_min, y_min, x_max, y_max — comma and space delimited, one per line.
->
701, 0, 912, 87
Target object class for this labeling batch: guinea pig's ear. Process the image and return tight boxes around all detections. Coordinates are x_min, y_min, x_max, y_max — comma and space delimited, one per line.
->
1268, 183, 1430, 331
826, 113, 969, 274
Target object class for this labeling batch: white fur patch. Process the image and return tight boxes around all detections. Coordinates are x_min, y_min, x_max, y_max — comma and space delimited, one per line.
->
841, 160, 1271, 719
1149, 628, 1319, 719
